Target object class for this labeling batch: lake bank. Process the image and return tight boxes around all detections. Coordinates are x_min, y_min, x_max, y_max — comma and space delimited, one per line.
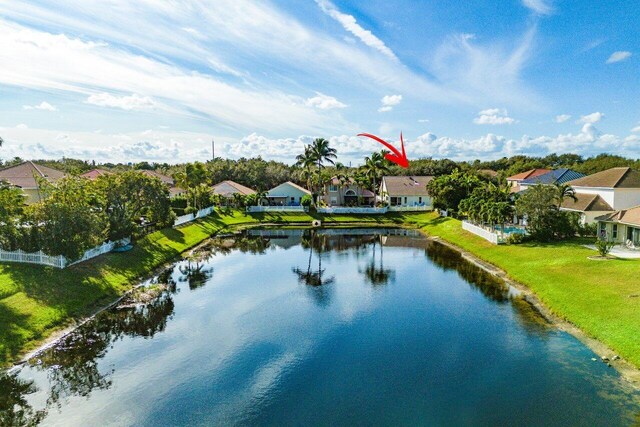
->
3, 209, 640, 390
0, 210, 416, 367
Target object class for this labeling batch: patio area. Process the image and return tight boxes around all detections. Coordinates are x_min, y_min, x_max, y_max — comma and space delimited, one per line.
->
583, 244, 640, 259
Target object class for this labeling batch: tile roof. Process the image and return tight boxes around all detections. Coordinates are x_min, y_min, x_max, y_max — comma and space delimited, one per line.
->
520, 168, 585, 185
566, 167, 640, 189
212, 180, 257, 196
139, 170, 174, 185
560, 194, 613, 212
0, 161, 66, 189
596, 205, 640, 227
382, 176, 433, 196
507, 168, 551, 181
80, 169, 112, 180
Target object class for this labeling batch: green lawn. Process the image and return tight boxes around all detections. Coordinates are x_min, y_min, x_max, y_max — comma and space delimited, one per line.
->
0, 209, 413, 366
2, 209, 639, 371
404, 212, 640, 368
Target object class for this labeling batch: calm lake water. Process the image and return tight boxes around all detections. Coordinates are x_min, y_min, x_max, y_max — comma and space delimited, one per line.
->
1, 229, 639, 426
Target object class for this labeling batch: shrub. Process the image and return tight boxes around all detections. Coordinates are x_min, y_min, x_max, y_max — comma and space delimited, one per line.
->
506, 233, 526, 245
301, 194, 313, 207
595, 237, 615, 257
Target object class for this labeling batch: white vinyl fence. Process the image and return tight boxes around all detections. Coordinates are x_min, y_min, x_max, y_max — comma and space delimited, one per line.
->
388, 206, 432, 212
0, 249, 66, 268
462, 220, 504, 244
246, 206, 307, 213
0, 237, 131, 269
174, 205, 215, 227
317, 207, 388, 214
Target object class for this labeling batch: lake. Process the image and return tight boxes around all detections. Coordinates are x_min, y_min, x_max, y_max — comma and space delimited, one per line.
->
1, 228, 639, 426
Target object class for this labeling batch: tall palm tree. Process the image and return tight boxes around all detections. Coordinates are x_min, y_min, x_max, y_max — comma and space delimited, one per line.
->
309, 138, 337, 203
362, 151, 390, 205
295, 146, 316, 193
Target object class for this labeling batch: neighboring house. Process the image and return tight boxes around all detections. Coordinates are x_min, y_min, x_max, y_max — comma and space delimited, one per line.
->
518, 168, 585, 191
506, 169, 551, 192
212, 180, 256, 200
379, 176, 433, 207
139, 170, 185, 197
560, 194, 614, 225
596, 206, 640, 245
266, 181, 311, 206
80, 169, 112, 180
561, 167, 640, 225
321, 177, 374, 206
0, 161, 66, 204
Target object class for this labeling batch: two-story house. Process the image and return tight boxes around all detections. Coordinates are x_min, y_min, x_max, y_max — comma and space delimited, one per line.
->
321, 177, 374, 206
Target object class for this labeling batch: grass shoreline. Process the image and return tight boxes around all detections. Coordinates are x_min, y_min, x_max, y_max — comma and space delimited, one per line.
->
2, 210, 639, 379
0, 210, 414, 367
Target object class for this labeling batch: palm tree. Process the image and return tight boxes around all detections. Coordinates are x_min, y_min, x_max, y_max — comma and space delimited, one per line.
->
554, 183, 577, 209
362, 151, 390, 205
309, 138, 337, 203
254, 189, 268, 206
295, 146, 316, 194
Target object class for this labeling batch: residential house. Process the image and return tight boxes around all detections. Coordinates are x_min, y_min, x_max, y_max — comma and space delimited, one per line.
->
139, 170, 185, 197
506, 169, 551, 192
560, 194, 614, 225
0, 161, 66, 204
518, 168, 585, 191
266, 181, 311, 206
80, 169, 112, 180
596, 206, 640, 245
559, 167, 640, 224
321, 177, 374, 206
212, 180, 256, 200
379, 176, 433, 207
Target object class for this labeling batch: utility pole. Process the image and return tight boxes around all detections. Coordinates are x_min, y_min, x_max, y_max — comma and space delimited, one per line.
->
211, 138, 215, 161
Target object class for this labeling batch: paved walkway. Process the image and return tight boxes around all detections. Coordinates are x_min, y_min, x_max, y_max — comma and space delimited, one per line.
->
583, 244, 640, 259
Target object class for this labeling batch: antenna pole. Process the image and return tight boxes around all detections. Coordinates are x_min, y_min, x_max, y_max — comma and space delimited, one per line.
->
211, 138, 215, 161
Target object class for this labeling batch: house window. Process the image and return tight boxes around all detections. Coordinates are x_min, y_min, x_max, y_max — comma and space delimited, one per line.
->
404, 197, 407, 204
612, 224, 618, 239
330, 197, 337, 204
418, 197, 422, 203
329, 185, 338, 192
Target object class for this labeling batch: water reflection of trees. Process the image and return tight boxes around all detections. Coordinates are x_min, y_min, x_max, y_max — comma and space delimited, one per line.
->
199, 235, 271, 257
292, 231, 335, 307
0, 281, 178, 426
0, 371, 46, 426
424, 241, 551, 336
360, 235, 395, 287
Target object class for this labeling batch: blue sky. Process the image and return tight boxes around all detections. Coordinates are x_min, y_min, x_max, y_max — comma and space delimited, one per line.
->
0, 0, 637, 165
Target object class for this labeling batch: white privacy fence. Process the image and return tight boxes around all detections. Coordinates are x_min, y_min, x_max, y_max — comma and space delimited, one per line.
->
0, 237, 131, 269
461, 221, 504, 244
174, 205, 215, 226
246, 206, 307, 213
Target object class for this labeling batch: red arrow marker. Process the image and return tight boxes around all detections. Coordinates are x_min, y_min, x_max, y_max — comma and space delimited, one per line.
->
357, 132, 410, 168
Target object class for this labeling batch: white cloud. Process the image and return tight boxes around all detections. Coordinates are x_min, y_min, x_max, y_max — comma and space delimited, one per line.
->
606, 51, 632, 64
315, 0, 398, 61
86, 93, 157, 111
473, 108, 516, 125
378, 94, 402, 112
418, 119, 430, 123
554, 114, 571, 123
578, 111, 604, 124
522, 0, 553, 15
305, 92, 347, 110
631, 125, 640, 133
15, 123, 28, 129
23, 101, 57, 111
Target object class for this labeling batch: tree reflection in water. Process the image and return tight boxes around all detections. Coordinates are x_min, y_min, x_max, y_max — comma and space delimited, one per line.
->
0, 371, 46, 426
360, 235, 395, 287
0, 282, 178, 426
292, 231, 335, 307
424, 240, 551, 336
